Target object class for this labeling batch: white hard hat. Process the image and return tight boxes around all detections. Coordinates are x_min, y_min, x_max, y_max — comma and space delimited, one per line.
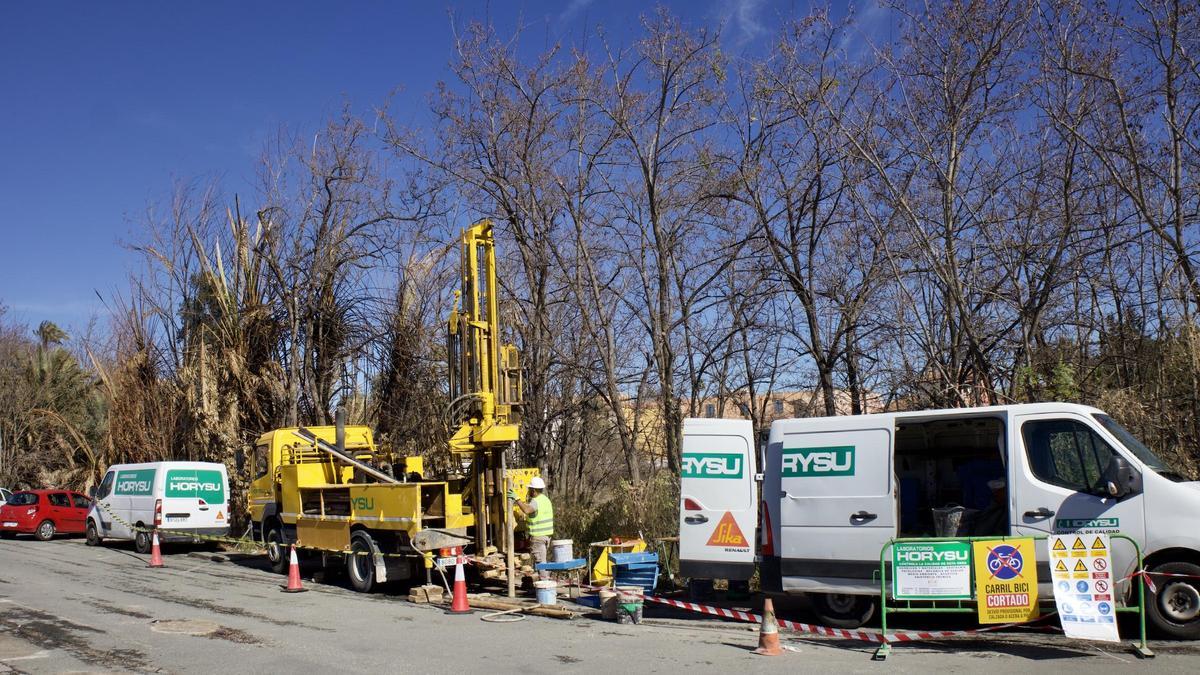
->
528, 477, 546, 490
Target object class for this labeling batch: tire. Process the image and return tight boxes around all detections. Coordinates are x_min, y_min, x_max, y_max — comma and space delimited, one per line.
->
810, 592, 876, 628
266, 525, 288, 575
85, 520, 102, 546
346, 530, 378, 593
34, 520, 55, 542
1146, 561, 1200, 640
134, 529, 152, 554
688, 578, 714, 601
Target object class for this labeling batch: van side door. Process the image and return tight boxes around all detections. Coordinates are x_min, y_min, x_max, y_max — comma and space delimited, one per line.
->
1011, 412, 1147, 596
777, 415, 896, 592
679, 419, 757, 581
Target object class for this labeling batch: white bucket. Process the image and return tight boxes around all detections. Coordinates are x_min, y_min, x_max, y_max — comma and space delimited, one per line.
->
551, 539, 573, 562
599, 588, 618, 620
535, 579, 558, 605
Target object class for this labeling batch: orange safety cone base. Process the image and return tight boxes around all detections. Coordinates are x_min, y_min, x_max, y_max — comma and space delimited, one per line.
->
147, 530, 165, 569
280, 544, 308, 593
753, 597, 784, 656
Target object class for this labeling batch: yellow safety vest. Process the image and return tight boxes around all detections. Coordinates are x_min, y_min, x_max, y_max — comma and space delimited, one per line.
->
528, 493, 554, 537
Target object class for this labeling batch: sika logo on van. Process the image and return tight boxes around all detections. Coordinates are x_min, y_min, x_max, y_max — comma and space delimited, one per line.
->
682, 453, 743, 479
781, 446, 855, 477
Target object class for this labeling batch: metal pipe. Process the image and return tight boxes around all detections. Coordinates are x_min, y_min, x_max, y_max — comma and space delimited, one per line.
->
292, 428, 400, 485
502, 450, 515, 599
335, 406, 346, 453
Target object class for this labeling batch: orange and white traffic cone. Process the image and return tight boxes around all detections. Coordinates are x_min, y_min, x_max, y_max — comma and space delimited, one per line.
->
449, 547, 470, 613
280, 544, 307, 593
753, 597, 784, 656
147, 529, 165, 569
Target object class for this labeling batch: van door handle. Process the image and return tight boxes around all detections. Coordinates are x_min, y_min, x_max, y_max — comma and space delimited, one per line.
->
1023, 507, 1055, 519
850, 511, 877, 523
684, 515, 709, 525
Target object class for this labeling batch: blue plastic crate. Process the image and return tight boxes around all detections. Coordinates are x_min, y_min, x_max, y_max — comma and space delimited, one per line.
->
612, 552, 660, 592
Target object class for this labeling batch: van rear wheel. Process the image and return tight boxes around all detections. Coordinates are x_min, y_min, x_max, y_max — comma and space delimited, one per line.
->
134, 529, 152, 554
810, 592, 876, 628
1146, 561, 1200, 639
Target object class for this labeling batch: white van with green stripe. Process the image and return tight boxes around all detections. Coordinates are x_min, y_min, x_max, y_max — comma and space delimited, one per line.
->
86, 462, 230, 553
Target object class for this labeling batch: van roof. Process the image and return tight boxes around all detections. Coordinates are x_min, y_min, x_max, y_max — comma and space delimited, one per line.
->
769, 402, 1105, 428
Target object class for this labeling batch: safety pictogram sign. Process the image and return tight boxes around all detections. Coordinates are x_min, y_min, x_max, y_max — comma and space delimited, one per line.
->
972, 538, 1038, 624
1049, 532, 1119, 642
706, 511, 749, 548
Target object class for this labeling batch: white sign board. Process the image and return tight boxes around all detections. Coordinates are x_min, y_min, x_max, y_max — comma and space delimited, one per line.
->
1049, 533, 1120, 642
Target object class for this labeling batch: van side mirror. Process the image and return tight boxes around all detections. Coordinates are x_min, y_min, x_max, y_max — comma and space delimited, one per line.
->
87, 486, 96, 498
1101, 455, 1142, 499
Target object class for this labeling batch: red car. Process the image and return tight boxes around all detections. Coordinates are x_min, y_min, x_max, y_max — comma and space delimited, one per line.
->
0, 490, 92, 540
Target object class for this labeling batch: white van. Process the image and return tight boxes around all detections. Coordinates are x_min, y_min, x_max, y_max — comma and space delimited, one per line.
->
87, 462, 230, 553
680, 403, 1200, 639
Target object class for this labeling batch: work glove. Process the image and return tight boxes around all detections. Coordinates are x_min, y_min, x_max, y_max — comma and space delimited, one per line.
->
508, 489, 519, 502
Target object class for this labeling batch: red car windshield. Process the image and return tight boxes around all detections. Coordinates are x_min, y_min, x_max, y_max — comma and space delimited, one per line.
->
5, 492, 38, 506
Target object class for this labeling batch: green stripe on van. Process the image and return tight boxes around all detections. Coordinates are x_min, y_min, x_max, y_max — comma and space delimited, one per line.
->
115, 469, 156, 495
165, 469, 225, 503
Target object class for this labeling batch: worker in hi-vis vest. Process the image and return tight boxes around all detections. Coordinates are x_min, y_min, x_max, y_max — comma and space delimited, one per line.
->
510, 476, 554, 579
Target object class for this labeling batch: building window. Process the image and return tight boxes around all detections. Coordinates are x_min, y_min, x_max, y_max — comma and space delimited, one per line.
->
773, 399, 784, 415
705, 404, 715, 418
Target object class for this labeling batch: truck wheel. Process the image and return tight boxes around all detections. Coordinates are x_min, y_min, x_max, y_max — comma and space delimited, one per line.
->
266, 525, 288, 575
346, 531, 378, 593
810, 592, 876, 628
1146, 561, 1200, 639
134, 529, 152, 554
34, 520, 56, 541
85, 520, 102, 546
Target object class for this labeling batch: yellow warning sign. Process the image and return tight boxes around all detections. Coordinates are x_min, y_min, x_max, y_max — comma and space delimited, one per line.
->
1074, 559, 1088, 572
1052, 539, 1067, 551
216, 511, 225, 521
1091, 537, 1106, 550
1055, 559, 1068, 572
1072, 537, 1086, 550
706, 511, 749, 548
972, 538, 1038, 624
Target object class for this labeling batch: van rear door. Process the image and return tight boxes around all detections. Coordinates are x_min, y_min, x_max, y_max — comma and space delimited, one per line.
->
679, 418, 757, 580
776, 414, 896, 593
163, 465, 229, 532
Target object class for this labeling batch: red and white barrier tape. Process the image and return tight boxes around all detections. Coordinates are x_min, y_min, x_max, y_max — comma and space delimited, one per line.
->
640, 594, 1054, 644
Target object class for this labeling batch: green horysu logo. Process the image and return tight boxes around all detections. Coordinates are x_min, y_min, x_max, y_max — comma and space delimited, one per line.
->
782, 446, 855, 476
353, 496, 375, 510
117, 480, 152, 493
168, 481, 220, 493
682, 453, 743, 479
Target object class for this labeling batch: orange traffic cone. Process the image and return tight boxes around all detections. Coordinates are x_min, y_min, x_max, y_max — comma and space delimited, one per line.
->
753, 597, 784, 656
280, 544, 307, 593
449, 547, 470, 613
147, 529, 165, 569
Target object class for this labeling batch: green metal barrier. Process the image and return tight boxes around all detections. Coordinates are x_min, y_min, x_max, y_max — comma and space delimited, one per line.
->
873, 533, 1154, 661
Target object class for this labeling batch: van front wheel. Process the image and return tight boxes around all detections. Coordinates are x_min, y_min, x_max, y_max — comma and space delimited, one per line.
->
810, 592, 876, 628
1146, 561, 1200, 639
85, 520, 102, 546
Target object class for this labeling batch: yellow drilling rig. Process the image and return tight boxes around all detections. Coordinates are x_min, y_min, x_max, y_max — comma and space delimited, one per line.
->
246, 219, 533, 593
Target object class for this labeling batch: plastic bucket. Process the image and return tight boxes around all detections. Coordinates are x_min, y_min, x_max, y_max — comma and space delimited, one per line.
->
599, 588, 618, 620
615, 585, 644, 625
535, 580, 558, 605
551, 539, 574, 563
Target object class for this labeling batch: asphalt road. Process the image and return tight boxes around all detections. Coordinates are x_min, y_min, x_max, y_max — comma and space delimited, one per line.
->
0, 537, 1197, 674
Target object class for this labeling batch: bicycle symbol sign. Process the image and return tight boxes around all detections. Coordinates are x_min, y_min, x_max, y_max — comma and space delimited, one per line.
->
986, 545, 1024, 580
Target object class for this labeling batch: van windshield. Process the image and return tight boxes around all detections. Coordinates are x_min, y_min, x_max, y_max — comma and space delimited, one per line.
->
1093, 414, 1189, 482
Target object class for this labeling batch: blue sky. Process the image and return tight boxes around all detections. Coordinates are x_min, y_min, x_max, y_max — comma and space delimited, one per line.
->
0, 0, 871, 337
